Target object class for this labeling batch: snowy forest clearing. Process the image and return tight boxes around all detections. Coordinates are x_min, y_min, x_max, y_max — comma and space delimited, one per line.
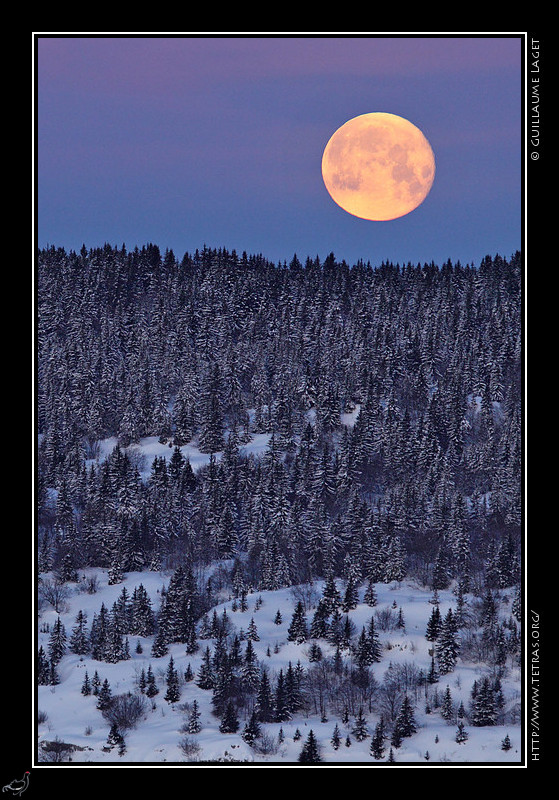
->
95, 432, 273, 481
37, 568, 521, 764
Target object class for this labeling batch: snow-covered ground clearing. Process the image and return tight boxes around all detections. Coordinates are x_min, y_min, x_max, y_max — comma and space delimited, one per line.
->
37, 568, 522, 764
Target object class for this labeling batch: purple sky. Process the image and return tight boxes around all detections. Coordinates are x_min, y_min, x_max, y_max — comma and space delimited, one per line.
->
36, 35, 523, 267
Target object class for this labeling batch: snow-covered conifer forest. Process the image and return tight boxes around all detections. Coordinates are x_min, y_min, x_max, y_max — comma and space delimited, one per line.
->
36, 244, 523, 764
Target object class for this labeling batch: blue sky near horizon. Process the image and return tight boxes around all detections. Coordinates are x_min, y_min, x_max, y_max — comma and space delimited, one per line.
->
36, 35, 523, 268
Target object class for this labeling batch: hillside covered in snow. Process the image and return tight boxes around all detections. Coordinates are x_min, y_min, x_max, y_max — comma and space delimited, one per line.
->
36, 246, 523, 765
38, 566, 521, 764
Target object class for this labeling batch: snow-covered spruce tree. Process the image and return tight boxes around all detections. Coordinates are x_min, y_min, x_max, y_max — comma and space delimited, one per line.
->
436, 608, 459, 675
91, 671, 101, 695
130, 584, 155, 637
246, 617, 260, 642
187, 699, 202, 734
90, 603, 111, 661
340, 614, 356, 650
37, 647, 50, 686
106, 723, 125, 752
455, 721, 469, 744
105, 609, 127, 663
471, 676, 497, 726
331, 723, 341, 750
440, 685, 454, 722
370, 717, 386, 759
501, 734, 512, 751
479, 589, 499, 628
392, 695, 417, 742
363, 580, 378, 607
321, 573, 342, 613
219, 700, 239, 734
69, 610, 90, 655
151, 625, 169, 659
285, 661, 305, 717
341, 573, 359, 612
366, 616, 382, 663
308, 641, 323, 663
390, 726, 403, 749
309, 600, 330, 639
114, 586, 132, 633
96, 679, 112, 711
352, 627, 375, 671
384, 535, 406, 583
255, 669, 275, 723
240, 638, 260, 694
145, 664, 159, 698
196, 647, 214, 691
326, 607, 344, 648
197, 362, 225, 454
153, 565, 200, 651
351, 707, 369, 742
164, 656, 180, 704
48, 617, 67, 665
46, 659, 60, 686
425, 606, 442, 642
81, 671, 91, 696
287, 601, 308, 644
298, 729, 322, 764
107, 550, 124, 586
487, 533, 520, 589
432, 546, 452, 591
241, 711, 261, 746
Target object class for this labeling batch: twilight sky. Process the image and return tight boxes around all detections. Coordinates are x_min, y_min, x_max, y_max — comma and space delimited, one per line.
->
36, 35, 523, 268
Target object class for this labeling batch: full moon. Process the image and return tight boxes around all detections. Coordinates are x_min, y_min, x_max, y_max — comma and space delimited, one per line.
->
321, 112, 435, 221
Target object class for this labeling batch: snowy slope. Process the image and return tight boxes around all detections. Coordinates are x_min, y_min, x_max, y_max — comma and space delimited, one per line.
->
37, 569, 522, 765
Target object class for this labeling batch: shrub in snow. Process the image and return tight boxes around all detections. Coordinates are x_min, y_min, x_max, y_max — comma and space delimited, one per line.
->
179, 736, 201, 760
101, 692, 147, 731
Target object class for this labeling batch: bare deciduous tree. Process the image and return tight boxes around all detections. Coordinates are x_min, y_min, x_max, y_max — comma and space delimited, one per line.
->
101, 692, 147, 731
289, 582, 320, 613
374, 606, 399, 631
179, 736, 201, 760
38, 577, 71, 613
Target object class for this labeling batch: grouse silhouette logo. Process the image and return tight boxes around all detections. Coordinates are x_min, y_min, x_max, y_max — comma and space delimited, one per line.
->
2, 773, 30, 797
